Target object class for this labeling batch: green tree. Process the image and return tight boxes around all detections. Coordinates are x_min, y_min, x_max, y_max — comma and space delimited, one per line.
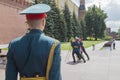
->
85, 9, 93, 39
85, 5, 107, 40
44, 0, 67, 41
44, 11, 54, 37
32, 0, 67, 41
56, 14, 67, 42
104, 29, 109, 37
43, 1, 55, 37
72, 12, 81, 37
63, 3, 73, 41
80, 19, 87, 40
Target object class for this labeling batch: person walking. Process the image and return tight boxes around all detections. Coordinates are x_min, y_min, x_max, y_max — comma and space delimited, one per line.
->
113, 39, 116, 50
78, 38, 90, 61
71, 37, 86, 63
5, 4, 61, 80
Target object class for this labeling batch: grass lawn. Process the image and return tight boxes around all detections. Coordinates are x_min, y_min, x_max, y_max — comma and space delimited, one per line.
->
2, 48, 8, 50
1, 40, 104, 50
61, 40, 104, 50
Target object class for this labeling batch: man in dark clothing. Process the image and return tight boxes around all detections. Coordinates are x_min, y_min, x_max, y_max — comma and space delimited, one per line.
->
5, 4, 61, 80
71, 37, 86, 63
113, 39, 115, 50
79, 38, 90, 61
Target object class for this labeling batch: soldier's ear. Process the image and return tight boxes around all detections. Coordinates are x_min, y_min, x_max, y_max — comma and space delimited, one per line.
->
42, 18, 46, 26
25, 21, 30, 28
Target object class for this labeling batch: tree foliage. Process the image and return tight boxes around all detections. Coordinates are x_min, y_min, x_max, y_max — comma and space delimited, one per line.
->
43, 0, 67, 41
80, 19, 87, 40
85, 5, 107, 40
30, 0, 83, 42
63, 3, 73, 41
72, 12, 81, 38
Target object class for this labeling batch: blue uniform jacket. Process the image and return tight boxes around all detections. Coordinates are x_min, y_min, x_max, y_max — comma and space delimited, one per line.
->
5, 29, 61, 80
71, 41, 80, 54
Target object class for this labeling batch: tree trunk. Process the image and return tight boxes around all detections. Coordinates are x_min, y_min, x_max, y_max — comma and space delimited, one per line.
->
95, 37, 97, 41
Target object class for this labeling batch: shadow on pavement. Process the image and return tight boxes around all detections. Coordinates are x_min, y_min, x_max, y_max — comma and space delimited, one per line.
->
66, 61, 84, 65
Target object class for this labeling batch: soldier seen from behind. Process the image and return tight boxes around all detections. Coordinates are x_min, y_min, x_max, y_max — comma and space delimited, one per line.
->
5, 4, 61, 80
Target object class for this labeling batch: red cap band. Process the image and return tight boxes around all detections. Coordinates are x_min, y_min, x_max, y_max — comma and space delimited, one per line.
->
26, 13, 47, 20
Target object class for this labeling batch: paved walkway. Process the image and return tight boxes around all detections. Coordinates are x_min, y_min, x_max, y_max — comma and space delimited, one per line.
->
0, 41, 120, 80
61, 41, 120, 80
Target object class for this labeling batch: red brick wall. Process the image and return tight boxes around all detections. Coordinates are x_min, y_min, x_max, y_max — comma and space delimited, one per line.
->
0, 0, 31, 9
0, 0, 31, 44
